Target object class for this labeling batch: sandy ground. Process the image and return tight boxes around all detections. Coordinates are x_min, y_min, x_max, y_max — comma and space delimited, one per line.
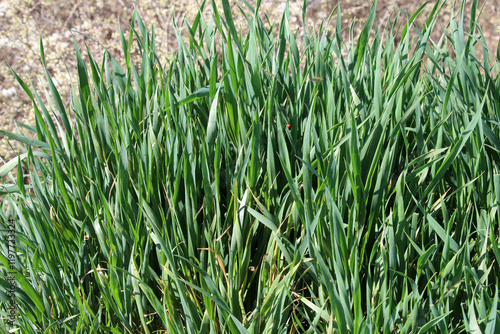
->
1, 0, 499, 163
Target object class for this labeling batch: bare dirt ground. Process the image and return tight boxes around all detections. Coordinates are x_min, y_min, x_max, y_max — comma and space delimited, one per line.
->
1, 0, 499, 162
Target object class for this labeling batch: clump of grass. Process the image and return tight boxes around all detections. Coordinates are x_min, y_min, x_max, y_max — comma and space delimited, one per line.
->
1, 0, 499, 332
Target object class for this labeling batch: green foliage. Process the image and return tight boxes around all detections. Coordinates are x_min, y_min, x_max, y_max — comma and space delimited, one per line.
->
1, 0, 500, 332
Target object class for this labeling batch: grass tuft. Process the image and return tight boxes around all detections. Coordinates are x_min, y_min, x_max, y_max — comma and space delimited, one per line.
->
1, 0, 500, 332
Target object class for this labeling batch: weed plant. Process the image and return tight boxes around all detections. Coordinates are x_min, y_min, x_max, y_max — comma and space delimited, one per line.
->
1, 0, 500, 332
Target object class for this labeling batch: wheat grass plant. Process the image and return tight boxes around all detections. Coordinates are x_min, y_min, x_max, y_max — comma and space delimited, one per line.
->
1, 0, 499, 332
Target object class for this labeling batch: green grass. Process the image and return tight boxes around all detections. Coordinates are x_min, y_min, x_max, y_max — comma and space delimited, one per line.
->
1, 0, 500, 332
